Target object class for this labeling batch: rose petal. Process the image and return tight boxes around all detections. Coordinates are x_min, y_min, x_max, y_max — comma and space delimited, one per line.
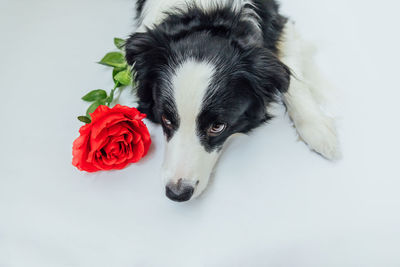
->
130, 140, 145, 163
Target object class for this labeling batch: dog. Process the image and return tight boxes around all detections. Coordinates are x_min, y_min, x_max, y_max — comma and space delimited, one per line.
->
125, 0, 340, 202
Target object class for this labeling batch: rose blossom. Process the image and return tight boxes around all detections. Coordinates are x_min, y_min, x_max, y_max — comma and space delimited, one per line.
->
72, 105, 151, 172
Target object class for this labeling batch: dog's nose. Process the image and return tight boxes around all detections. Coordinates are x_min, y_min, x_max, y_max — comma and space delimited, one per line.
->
165, 179, 194, 202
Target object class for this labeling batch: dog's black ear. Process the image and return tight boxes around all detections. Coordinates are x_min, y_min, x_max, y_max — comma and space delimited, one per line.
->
239, 47, 291, 104
125, 31, 169, 122
125, 32, 155, 66
258, 50, 291, 96
230, 22, 264, 49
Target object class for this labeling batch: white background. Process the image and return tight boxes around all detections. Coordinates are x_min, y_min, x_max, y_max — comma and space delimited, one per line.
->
1, 0, 400, 266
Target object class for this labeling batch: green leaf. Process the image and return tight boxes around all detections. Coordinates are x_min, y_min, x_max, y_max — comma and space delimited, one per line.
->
78, 116, 91, 124
114, 38, 125, 50
112, 67, 125, 84
114, 69, 132, 86
86, 99, 106, 117
81, 89, 107, 102
98, 52, 126, 68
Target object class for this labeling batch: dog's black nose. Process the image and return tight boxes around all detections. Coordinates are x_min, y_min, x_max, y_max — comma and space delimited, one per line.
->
165, 180, 194, 202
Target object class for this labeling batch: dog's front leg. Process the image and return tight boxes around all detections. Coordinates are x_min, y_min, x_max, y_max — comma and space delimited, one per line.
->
279, 22, 341, 160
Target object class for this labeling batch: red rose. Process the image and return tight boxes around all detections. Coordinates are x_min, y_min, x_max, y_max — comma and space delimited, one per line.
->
72, 105, 151, 172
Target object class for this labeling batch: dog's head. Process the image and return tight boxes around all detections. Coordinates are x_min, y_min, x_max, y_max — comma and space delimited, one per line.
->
126, 21, 289, 201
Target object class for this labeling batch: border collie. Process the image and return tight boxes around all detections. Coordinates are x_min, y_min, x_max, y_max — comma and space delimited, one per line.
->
125, 0, 340, 202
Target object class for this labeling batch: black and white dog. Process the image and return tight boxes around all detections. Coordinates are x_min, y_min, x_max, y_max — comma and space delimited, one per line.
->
125, 0, 340, 202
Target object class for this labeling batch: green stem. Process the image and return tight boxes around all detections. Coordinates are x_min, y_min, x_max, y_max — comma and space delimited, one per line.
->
107, 82, 120, 106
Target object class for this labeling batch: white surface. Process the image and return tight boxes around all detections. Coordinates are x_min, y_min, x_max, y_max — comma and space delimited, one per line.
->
0, 0, 399, 266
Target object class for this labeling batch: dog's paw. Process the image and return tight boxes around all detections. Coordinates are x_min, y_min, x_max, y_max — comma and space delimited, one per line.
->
296, 116, 341, 160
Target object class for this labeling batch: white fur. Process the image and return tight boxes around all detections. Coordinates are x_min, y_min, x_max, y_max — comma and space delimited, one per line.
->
162, 60, 220, 198
280, 22, 341, 160
136, 0, 260, 32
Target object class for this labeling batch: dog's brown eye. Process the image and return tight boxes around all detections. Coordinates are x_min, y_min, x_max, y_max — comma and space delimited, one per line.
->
208, 123, 226, 136
162, 115, 173, 129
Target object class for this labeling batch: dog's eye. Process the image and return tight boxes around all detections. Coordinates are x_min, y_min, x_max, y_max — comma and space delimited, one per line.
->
162, 115, 173, 129
208, 123, 226, 136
